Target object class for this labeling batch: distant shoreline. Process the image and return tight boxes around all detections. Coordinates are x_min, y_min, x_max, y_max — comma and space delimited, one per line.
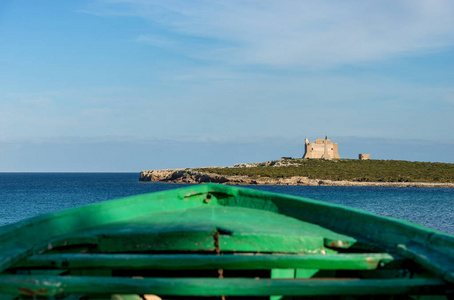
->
139, 168, 454, 188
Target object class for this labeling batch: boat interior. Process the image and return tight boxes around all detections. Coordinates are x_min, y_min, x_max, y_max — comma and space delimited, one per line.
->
0, 184, 453, 299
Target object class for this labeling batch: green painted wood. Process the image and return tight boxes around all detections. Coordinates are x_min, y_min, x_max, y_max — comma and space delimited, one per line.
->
212, 184, 454, 284
97, 231, 216, 253
295, 268, 319, 278
270, 269, 296, 300
1, 182, 454, 292
19, 253, 398, 270
17, 269, 67, 276
271, 268, 295, 279
218, 234, 327, 253
0, 186, 212, 272
429, 233, 454, 257
34, 236, 99, 255
95, 205, 354, 253
0, 249, 32, 275
41, 205, 354, 254
269, 269, 320, 300
0, 275, 447, 296
396, 242, 454, 284
1, 183, 450, 256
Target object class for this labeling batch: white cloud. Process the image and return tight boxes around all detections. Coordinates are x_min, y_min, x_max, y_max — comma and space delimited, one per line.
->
84, 0, 454, 68
1, 72, 452, 141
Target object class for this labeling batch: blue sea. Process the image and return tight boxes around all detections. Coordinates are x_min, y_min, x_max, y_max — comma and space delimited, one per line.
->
0, 173, 453, 235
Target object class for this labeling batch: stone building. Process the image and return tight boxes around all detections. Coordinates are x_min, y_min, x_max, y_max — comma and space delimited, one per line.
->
359, 154, 370, 160
303, 136, 340, 160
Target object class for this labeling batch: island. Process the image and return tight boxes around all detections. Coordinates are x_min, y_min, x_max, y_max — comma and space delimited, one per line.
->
140, 158, 454, 188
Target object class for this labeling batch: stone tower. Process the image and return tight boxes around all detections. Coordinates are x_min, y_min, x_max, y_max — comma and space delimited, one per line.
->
303, 136, 340, 159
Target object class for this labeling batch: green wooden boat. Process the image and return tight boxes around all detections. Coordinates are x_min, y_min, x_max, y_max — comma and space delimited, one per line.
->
0, 184, 453, 299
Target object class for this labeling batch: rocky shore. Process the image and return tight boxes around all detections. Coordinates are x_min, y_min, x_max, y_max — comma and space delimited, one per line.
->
139, 168, 454, 188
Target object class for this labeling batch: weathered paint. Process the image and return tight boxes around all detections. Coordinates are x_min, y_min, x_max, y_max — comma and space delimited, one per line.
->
18, 253, 398, 270
0, 275, 448, 296
33, 205, 355, 254
0, 183, 453, 298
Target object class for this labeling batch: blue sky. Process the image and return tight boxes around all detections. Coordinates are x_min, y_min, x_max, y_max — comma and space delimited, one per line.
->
0, 0, 453, 171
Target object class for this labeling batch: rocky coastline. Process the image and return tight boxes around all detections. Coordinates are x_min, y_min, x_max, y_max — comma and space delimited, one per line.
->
139, 168, 454, 188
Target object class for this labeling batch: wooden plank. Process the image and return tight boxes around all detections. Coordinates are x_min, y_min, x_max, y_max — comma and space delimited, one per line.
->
0, 248, 32, 273
0, 275, 447, 297
396, 242, 454, 283
218, 234, 327, 253
97, 231, 216, 253
270, 269, 296, 300
1, 183, 454, 287
19, 253, 398, 271
85, 205, 355, 254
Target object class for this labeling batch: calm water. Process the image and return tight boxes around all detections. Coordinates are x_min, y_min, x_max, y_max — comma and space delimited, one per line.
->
0, 173, 453, 235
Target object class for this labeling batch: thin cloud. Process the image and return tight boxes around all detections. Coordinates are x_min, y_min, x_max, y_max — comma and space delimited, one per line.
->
136, 34, 177, 48
84, 0, 454, 68
5, 92, 54, 106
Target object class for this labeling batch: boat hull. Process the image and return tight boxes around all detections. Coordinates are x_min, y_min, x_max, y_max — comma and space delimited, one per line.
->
0, 183, 453, 299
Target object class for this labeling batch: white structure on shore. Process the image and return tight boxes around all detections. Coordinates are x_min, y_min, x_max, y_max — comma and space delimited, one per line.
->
303, 136, 340, 160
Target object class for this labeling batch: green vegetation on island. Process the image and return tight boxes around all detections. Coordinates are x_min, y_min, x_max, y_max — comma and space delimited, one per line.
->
195, 159, 454, 183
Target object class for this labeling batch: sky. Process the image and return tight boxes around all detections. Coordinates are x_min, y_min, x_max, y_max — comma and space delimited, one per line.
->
0, 0, 453, 171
